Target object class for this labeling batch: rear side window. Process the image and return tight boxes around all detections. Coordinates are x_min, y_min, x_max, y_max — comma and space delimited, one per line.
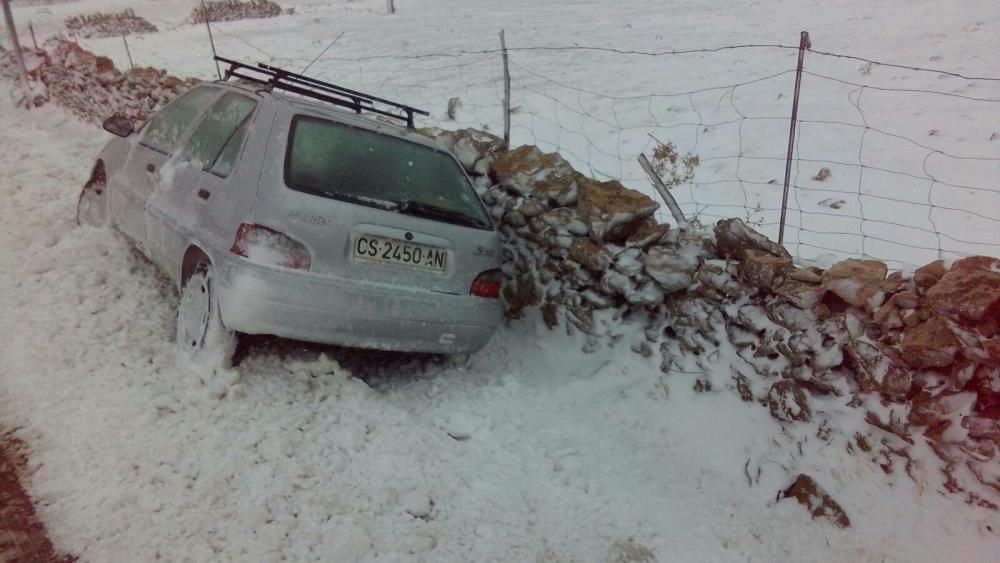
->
284, 115, 490, 227
182, 92, 258, 176
140, 87, 219, 154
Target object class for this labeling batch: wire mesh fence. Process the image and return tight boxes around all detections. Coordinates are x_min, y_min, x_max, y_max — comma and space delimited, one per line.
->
785, 62, 1000, 269
499, 43, 1000, 269
10, 15, 1000, 269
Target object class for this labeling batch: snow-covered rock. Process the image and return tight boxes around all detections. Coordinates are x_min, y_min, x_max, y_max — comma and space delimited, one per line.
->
820, 259, 888, 307
569, 238, 613, 272
400, 489, 434, 519
714, 217, 791, 262
641, 241, 702, 292
576, 177, 658, 242
767, 379, 812, 423
926, 257, 1000, 323
737, 248, 792, 290
900, 316, 961, 368
781, 474, 850, 529
493, 145, 579, 206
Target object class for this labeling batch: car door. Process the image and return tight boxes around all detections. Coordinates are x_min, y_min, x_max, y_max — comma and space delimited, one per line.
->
144, 90, 260, 279
112, 86, 221, 249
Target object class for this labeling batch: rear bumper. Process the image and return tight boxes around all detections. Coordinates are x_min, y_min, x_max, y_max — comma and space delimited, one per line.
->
214, 254, 503, 354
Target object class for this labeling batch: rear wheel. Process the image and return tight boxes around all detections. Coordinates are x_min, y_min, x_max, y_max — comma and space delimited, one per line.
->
177, 263, 236, 369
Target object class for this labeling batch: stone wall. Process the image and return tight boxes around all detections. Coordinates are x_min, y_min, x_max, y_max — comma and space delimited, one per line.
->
64, 9, 158, 39
425, 126, 1000, 507
189, 0, 283, 24
0, 39, 198, 123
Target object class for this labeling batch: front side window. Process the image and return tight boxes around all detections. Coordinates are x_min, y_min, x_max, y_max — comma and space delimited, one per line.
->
284, 116, 491, 229
140, 87, 219, 154
182, 92, 258, 175
209, 121, 253, 178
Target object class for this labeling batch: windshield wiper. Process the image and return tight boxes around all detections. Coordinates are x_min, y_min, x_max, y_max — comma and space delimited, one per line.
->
397, 200, 487, 229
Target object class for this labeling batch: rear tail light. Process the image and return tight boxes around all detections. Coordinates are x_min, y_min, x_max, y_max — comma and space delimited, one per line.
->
231, 223, 312, 271
470, 269, 502, 299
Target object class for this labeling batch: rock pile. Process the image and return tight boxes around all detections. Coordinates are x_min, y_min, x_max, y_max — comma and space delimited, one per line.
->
424, 130, 708, 344
189, 0, 282, 24
64, 9, 158, 39
425, 126, 1000, 509
0, 39, 199, 124
701, 236, 1000, 508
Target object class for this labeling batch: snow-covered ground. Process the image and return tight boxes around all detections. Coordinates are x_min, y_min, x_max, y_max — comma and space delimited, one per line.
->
2, 0, 1000, 561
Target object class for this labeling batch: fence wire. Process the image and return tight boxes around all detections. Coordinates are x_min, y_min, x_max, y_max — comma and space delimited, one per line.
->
783, 51, 1000, 268
44, 20, 1000, 269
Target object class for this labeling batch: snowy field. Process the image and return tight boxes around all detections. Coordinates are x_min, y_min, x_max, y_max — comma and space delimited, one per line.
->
1, 0, 1000, 561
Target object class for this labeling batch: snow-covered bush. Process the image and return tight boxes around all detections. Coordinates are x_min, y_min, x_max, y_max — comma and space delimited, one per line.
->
649, 139, 698, 190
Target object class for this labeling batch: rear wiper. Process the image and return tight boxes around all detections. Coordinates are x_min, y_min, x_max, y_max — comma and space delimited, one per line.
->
397, 200, 486, 229
334, 191, 397, 211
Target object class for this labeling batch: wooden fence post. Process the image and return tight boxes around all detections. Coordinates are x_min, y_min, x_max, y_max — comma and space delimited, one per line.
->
638, 154, 687, 226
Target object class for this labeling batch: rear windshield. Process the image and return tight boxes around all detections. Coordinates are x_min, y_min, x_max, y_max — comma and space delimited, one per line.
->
284, 115, 491, 229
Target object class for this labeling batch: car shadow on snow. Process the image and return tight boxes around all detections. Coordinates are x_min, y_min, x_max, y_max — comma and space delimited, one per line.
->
114, 243, 451, 389
233, 334, 459, 389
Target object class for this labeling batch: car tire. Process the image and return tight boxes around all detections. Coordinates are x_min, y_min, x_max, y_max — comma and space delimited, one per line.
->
76, 174, 109, 227
177, 263, 236, 370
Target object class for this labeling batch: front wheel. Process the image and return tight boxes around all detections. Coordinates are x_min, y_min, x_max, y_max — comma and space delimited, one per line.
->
76, 171, 109, 227
177, 264, 236, 370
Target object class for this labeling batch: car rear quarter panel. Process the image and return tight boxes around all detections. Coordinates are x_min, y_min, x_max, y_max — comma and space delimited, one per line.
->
96, 135, 131, 177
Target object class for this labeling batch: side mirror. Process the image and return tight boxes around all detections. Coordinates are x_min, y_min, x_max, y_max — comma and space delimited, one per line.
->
102, 115, 134, 138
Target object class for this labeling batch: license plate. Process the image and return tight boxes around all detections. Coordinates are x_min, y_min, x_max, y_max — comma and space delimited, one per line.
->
353, 235, 447, 273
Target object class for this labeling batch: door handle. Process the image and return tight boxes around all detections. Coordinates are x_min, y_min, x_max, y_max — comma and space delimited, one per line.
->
146, 163, 155, 173
197, 189, 211, 200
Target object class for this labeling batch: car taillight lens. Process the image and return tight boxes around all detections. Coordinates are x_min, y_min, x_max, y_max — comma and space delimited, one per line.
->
231, 223, 312, 271
470, 269, 502, 298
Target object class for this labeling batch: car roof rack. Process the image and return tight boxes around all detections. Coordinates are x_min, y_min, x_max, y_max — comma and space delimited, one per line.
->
215, 56, 430, 128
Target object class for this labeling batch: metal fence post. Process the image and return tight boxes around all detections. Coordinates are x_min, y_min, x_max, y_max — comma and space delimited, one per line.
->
202, 0, 221, 79
121, 30, 134, 70
778, 30, 811, 246
500, 29, 511, 148
2, 0, 32, 102
28, 21, 37, 49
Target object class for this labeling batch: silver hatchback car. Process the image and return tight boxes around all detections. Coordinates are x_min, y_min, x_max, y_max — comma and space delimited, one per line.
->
77, 60, 503, 366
